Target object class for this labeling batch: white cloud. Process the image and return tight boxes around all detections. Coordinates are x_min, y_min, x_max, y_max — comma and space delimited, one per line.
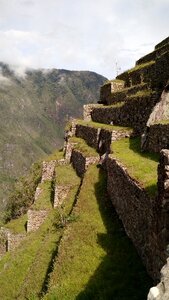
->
0, 0, 168, 78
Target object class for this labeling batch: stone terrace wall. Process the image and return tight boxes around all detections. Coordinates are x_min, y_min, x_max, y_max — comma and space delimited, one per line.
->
75, 123, 130, 154
91, 93, 159, 134
54, 185, 70, 208
27, 209, 48, 232
41, 161, 56, 183
71, 149, 99, 177
75, 124, 99, 149
142, 124, 169, 153
106, 156, 166, 281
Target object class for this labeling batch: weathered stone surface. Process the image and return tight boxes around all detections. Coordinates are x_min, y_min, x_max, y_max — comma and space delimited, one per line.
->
71, 149, 99, 177
27, 209, 48, 232
75, 122, 132, 154
41, 161, 56, 182
147, 258, 169, 300
54, 185, 70, 208
64, 141, 78, 162
142, 124, 169, 153
75, 124, 100, 149
106, 156, 165, 280
34, 186, 42, 201
83, 104, 102, 121
100, 80, 125, 104
91, 93, 159, 134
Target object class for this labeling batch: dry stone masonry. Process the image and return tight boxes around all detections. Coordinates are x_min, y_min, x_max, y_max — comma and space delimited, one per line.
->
41, 160, 56, 182
27, 209, 48, 232
54, 185, 70, 208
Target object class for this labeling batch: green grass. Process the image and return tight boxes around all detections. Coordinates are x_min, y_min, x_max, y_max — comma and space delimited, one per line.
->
128, 90, 153, 98
33, 181, 54, 210
111, 137, 159, 197
69, 137, 99, 157
4, 213, 27, 233
77, 119, 132, 132
44, 165, 152, 300
127, 60, 155, 73
44, 150, 64, 162
0, 164, 81, 300
0, 211, 62, 300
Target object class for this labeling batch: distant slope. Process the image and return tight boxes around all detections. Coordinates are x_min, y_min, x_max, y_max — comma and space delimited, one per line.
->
0, 62, 107, 208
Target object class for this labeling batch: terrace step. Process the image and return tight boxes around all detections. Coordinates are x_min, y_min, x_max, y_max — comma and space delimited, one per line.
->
100, 82, 148, 105
88, 91, 159, 134
75, 121, 132, 154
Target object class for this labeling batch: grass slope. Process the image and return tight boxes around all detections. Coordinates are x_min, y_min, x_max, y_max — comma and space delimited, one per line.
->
0, 164, 80, 300
45, 165, 152, 300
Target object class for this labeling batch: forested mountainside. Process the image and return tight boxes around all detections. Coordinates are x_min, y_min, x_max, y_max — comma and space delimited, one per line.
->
0, 62, 107, 210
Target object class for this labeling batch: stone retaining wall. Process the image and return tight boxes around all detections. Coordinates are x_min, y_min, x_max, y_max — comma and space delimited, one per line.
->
41, 160, 56, 182
27, 209, 48, 232
54, 185, 70, 208
106, 156, 166, 281
75, 124, 99, 149
91, 93, 159, 134
71, 149, 99, 177
142, 124, 169, 153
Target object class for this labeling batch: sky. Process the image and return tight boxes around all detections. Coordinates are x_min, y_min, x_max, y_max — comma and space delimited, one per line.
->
0, 0, 168, 79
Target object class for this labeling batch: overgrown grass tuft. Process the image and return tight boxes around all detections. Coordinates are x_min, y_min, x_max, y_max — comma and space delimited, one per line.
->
111, 137, 159, 197
44, 165, 152, 300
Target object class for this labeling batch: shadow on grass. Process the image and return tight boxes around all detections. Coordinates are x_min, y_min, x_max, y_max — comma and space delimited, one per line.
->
76, 169, 153, 300
129, 136, 160, 162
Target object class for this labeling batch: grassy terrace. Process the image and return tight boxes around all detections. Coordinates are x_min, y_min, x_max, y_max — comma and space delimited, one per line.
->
77, 119, 132, 133
45, 165, 152, 300
111, 137, 159, 197
4, 213, 27, 233
127, 60, 155, 73
0, 164, 80, 299
69, 136, 99, 157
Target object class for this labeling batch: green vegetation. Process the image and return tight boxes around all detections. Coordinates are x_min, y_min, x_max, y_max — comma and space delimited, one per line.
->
33, 181, 53, 210
4, 213, 27, 233
45, 165, 152, 300
111, 137, 159, 197
128, 60, 155, 73
0, 63, 106, 207
128, 90, 153, 98
69, 137, 99, 157
0, 164, 81, 300
103, 78, 124, 86
77, 119, 132, 132
44, 150, 64, 162
4, 162, 42, 222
